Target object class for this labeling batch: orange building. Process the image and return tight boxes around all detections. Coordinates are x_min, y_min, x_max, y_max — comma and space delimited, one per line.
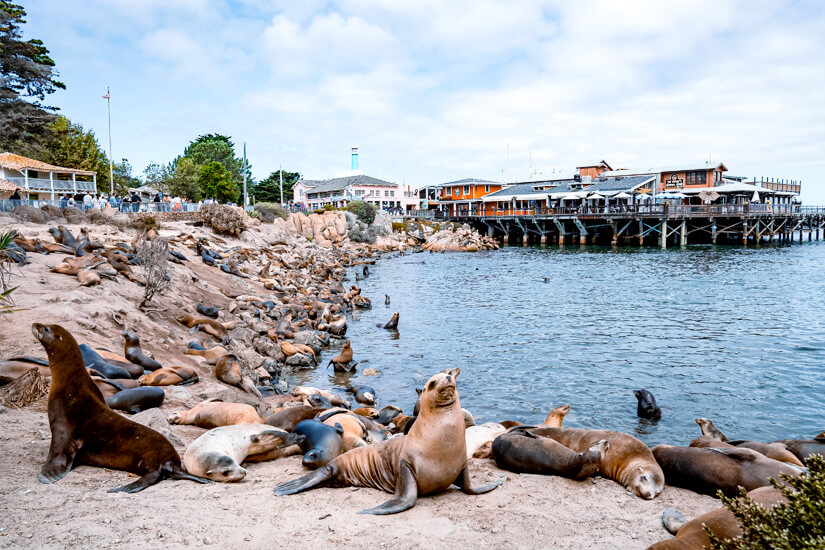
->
439, 178, 502, 216
575, 160, 612, 181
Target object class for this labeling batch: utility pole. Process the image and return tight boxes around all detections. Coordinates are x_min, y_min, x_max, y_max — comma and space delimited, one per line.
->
242, 142, 248, 207
279, 164, 284, 205
102, 87, 113, 195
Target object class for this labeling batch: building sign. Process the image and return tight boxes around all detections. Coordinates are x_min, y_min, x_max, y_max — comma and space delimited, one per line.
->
665, 173, 684, 188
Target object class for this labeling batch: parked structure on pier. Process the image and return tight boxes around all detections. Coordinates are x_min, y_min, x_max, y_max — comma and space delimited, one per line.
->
0, 153, 97, 200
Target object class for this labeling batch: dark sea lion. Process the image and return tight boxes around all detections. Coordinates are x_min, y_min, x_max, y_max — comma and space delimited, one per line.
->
293, 419, 344, 469
196, 303, 220, 319
492, 427, 608, 479
771, 438, 825, 461
649, 486, 785, 549
377, 312, 399, 330
691, 436, 804, 467
633, 389, 661, 420
32, 323, 209, 492
349, 384, 376, 405
274, 368, 502, 514
78, 344, 137, 379
138, 366, 199, 386
529, 426, 664, 499
374, 405, 402, 425
50, 226, 78, 249
651, 444, 804, 497
105, 387, 165, 414
215, 354, 261, 396
122, 330, 163, 371
385, 294, 390, 305
695, 418, 729, 442
187, 341, 207, 351
264, 406, 325, 432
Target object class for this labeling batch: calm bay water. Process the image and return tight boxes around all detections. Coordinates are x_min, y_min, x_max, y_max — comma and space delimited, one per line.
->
295, 241, 825, 446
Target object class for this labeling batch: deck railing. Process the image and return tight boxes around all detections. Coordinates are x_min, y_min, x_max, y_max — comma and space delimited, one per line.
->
449, 204, 818, 218
6, 176, 96, 193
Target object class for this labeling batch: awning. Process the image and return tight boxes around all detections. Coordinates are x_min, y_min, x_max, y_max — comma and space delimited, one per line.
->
636, 193, 652, 201
553, 191, 588, 200
613, 192, 633, 199
587, 193, 605, 200
698, 190, 720, 202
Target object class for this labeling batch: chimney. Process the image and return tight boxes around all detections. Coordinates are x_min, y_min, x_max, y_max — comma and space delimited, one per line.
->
351, 146, 359, 171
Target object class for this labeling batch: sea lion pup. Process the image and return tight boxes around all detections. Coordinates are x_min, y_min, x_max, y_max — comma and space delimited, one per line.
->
466, 423, 507, 459
770, 437, 825, 462
32, 323, 209, 492
492, 427, 608, 479
327, 340, 355, 372
651, 445, 804, 497
168, 400, 263, 428
138, 366, 199, 386
274, 368, 502, 514
184, 344, 228, 365
265, 406, 326, 432
349, 384, 376, 405
196, 302, 220, 319
649, 486, 786, 550
529, 427, 664, 499
690, 436, 805, 467
105, 387, 165, 414
184, 424, 303, 482
377, 312, 399, 330
292, 386, 350, 408
122, 330, 163, 371
542, 404, 570, 427
695, 418, 729, 442
634, 389, 661, 420
215, 354, 261, 397
294, 419, 345, 469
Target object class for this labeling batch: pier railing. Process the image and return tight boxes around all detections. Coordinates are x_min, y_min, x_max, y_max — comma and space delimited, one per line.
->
449, 204, 821, 219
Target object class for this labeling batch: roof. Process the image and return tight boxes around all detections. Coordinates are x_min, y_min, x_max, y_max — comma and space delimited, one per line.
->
575, 160, 613, 170
0, 178, 25, 193
305, 174, 397, 195
602, 163, 727, 177
481, 175, 656, 202
586, 175, 656, 194
439, 177, 500, 187
0, 152, 97, 176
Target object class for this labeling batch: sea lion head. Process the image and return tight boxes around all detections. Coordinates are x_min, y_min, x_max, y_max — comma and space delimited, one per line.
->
33, 323, 71, 351
628, 463, 664, 500
203, 453, 246, 482
421, 367, 460, 409
121, 330, 139, 345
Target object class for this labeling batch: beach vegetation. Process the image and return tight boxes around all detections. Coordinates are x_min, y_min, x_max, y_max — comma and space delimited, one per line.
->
346, 201, 375, 224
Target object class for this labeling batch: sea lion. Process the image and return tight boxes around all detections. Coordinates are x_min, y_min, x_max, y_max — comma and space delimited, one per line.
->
176, 314, 227, 339
353, 407, 379, 419
374, 405, 402, 425
183, 424, 303, 482
32, 323, 209, 492
377, 312, 399, 330
104, 387, 165, 414
349, 384, 376, 405
294, 419, 344, 469
492, 427, 608, 479
278, 340, 316, 363
274, 368, 502, 514
264, 406, 325, 432
196, 303, 220, 319
168, 400, 263, 428
690, 436, 804, 467
327, 340, 356, 372
215, 354, 261, 396
183, 344, 228, 365
77, 269, 101, 286
49, 226, 78, 249
529, 427, 664, 499
292, 386, 349, 408
770, 438, 825, 461
695, 418, 729, 442
122, 330, 163, 371
466, 422, 506, 459
0, 357, 51, 384
385, 294, 390, 305
651, 444, 804, 497
634, 389, 661, 420
542, 404, 570, 427
78, 344, 138, 379
138, 366, 199, 386
318, 408, 371, 451
649, 486, 786, 549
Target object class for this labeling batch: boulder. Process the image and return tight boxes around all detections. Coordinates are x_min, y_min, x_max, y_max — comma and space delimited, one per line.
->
253, 336, 286, 362
12, 205, 50, 223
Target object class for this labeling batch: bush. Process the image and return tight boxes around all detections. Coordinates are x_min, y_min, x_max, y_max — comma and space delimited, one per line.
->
254, 203, 288, 222
130, 214, 161, 232
391, 222, 406, 232
322, 204, 335, 212
346, 201, 375, 225
136, 235, 172, 309
708, 454, 825, 549
200, 204, 246, 235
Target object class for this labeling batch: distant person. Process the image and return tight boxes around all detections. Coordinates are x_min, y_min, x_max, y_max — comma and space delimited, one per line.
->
9, 189, 22, 206
83, 193, 93, 210
67, 196, 76, 208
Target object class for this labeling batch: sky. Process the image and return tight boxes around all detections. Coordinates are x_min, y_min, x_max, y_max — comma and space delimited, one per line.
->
22, 0, 825, 202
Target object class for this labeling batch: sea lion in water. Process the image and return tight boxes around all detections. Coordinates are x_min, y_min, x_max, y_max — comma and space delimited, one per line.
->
32, 323, 209, 492
377, 312, 399, 330
264, 406, 326, 432
104, 386, 165, 414
184, 344, 228, 365
122, 330, 163, 371
138, 366, 198, 386
633, 389, 661, 420
651, 444, 804, 497
215, 354, 261, 397
294, 419, 344, 469
326, 340, 355, 372
492, 426, 608, 479
542, 404, 570, 427
184, 424, 303, 482
168, 400, 263, 428
528, 426, 664, 499
196, 302, 220, 319
274, 368, 502, 514
649, 486, 786, 549
349, 385, 376, 405
695, 418, 729, 442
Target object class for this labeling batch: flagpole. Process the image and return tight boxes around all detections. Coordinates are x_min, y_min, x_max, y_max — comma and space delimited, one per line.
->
103, 87, 113, 195
243, 142, 248, 207
279, 164, 283, 205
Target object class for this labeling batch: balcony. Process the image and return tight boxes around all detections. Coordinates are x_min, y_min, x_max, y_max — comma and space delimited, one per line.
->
7, 176, 96, 193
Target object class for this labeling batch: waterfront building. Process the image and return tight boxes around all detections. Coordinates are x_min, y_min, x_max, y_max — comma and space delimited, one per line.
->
436, 178, 503, 216
0, 152, 97, 200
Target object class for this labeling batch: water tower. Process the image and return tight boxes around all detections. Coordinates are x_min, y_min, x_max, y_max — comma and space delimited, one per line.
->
351, 146, 359, 171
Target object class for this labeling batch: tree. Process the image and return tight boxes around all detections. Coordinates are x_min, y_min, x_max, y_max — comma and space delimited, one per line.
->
0, 1, 65, 150
143, 162, 173, 194
112, 158, 140, 196
252, 170, 300, 203
183, 133, 251, 187
169, 156, 200, 201
198, 161, 238, 203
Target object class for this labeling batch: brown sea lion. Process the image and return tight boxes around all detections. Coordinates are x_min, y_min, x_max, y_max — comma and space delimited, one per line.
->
318, 408, 371, 451
122, 330, 163, 371
492, 426, 608, 479
542, 403, 570, 427
292, 386, 349, 408
770, 438, 825, 461
529, 426, 664, 499
0, 358, 51, 384
77, 269, 101, 286
176, 315, 227, 339
215, 354, 261, 396
690, 435, 804, 467
695, 418, 729, 442
264, 406, 325, 432
378, 312, 399, 330
353, 407, 379, 419
32, 323, 209, 492
651, 444, 804, 497
273, 368, 502, 514
327, 340, 355, 372
138, 366, 198, 386
168, 400, 263, 428
184, 345, 228, 365
649, 486, 785, 549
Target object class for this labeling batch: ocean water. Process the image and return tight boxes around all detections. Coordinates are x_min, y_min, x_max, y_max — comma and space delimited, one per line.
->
293, 241, 825, 446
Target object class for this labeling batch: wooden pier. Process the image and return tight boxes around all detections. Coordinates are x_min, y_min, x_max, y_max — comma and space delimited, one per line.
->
429, 205, 825, 247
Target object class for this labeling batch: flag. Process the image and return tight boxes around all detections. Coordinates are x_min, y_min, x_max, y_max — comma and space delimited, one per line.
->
102, 93, 110, 99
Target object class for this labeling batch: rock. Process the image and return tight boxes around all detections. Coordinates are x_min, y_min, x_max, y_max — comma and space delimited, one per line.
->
293, 330, 322, 353
12, 205, 50, 223
253, 336, 285, 362
285, 353, 313, 368
227, 327, 257, 348
0, 405, 9, 414
232, 348, 268, 372
131, 408, 184, 447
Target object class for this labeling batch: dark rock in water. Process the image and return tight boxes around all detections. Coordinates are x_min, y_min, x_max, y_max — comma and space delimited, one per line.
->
634, 389, 661, 420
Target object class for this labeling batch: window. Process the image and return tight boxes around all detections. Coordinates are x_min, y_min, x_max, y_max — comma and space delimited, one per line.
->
463, 185, 470, 194
484, 185, 490, 193
456, 188, 461, 197
685, 171, 705, 186
390, 191, 395, 197
384, 190, 390, 197
714, 170, 722, 184
354, 189, 363, 196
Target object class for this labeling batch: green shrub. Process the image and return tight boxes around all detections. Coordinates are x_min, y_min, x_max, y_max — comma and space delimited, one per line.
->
345, 201, 375, 224
322, 204, 335, 212
256, 203, 288, 220
708, 454, 825, 549
391, 222, 406, 232
313, 209, 325, 215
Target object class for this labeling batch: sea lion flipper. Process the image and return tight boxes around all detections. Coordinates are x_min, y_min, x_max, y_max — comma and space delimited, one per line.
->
707, 447, 757, 461
452, 466, 502, 496
662, 508, 687, 535
273, 464, 337, 496
108, 470, 162, 493
358, 461, 418, 515
39, 431, 80, 484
